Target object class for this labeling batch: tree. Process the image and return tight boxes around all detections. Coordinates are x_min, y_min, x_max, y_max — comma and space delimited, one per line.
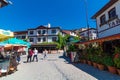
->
57, 33, 63, 49
73, 36, 80, 40
62, 34, 70, 46
57, 33, 70, 49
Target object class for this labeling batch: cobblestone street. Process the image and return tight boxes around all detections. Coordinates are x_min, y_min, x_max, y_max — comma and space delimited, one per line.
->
1, 53, 120, 80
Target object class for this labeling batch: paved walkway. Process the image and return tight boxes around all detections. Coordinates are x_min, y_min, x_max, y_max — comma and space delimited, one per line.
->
1, 53, 120, 80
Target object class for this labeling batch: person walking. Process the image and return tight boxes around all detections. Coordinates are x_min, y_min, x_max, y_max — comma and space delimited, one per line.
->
27, 48, 33, 62
32, 48, 38, 62
16, 52, 21, 64
43, 49, 47, 59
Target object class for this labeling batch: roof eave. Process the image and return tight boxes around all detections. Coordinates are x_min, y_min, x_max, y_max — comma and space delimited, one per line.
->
91, 0, 118, 19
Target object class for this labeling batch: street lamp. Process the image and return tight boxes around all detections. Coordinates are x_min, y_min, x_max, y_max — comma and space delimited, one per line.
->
83, 0, 89, 40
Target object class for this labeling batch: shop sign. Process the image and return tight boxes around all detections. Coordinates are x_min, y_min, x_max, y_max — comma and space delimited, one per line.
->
108, 18, 120, 28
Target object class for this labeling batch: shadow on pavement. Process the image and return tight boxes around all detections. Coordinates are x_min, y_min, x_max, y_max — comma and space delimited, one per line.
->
59, 55, 71, 64
59, 55, 120, 80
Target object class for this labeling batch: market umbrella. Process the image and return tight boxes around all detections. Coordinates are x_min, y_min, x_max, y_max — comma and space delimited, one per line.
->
0, 29, 14, 42
3, 38, 31, 48
0, 42, 6, 46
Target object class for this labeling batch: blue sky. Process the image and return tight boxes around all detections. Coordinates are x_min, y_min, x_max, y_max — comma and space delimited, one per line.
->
0, 0, 109, 31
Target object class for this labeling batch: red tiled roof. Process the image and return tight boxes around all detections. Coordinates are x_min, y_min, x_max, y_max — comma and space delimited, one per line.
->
62, 30, 71, 35
36, 25, 49, 29
92, 0, 118, 19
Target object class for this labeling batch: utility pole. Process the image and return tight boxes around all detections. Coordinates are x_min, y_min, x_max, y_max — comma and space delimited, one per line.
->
83, 0, 89, 40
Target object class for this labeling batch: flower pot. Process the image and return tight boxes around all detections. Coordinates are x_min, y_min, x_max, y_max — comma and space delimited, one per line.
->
97, 64, 105, 70
93, 62, 97, 68
87, 60, 92, 66
83, 60, 87, 64
117, 69, 120, 75
107, 66, 117, 74
114, 53, 120, 59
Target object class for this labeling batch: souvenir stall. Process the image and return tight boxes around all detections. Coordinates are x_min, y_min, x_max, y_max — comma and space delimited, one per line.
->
0, 29, 14, 76
3, 38, 31, 55
0, 43, 12, 76
0, 38, 30, 75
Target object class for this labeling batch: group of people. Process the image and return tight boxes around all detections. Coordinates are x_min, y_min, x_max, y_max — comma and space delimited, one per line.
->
27, 48, 48, 62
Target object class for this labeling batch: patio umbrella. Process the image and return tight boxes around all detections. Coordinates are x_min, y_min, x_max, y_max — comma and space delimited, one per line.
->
3, 38, 31, 48
0, 29, 14, 42
0, 42, 6, 47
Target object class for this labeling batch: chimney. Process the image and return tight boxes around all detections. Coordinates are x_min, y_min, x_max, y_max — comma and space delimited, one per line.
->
48, 23, 51, 28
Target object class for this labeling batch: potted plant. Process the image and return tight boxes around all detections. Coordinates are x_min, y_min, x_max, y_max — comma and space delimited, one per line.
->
96, 56, 106, 70
114, 57, 120, 75
113, 46, 120, 75
104, 56, 117, 74
92, 54, 98, 68
114, 46, 120, 58
94, 46, 105, 70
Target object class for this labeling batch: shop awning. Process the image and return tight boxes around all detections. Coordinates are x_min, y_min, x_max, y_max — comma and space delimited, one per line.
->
76, 33, 120, 45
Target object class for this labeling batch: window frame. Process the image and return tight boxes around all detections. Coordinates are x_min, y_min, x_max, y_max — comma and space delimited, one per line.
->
43, 37, 46, 42
37, 30, 41, 35
51, 29, 56, 34
37, 38, 41, 42
29, 38, 34, 42
100, 14, 106, 25
52, 37, 57, 42
29, 31, 34, 35
42, 30, 46, 34
22, 36, 26, 39
108, 7, 117, 20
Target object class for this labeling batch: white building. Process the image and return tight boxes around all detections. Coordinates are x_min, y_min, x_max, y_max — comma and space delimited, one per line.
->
14, 31, 28, 40
14, 24, 61, 52
92, 0, 120, 38
79, 28, 97, 40
28, 25, 60, 44
62, 30, 78, 37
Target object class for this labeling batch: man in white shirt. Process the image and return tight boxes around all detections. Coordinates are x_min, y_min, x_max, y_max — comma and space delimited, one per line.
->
32, 48, 38, 62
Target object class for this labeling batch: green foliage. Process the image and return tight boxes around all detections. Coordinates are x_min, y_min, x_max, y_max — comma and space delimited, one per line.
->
104, 56, 114, 66
39, 42, 58, 45
68, 44, 75, 51
86, 53, 93, 61
114, 46, 120, 54
114, 58, 120, 68
38, 42, 60, 49
57, 33, 63, 49
94, 46, 103, 56
92, 55, 98, 62
64, 34, 70, 42
57, 33, 70, 49
73, 36, 80, 40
